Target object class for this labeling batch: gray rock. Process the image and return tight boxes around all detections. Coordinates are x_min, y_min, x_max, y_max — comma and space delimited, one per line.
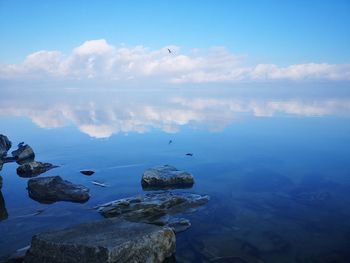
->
0, 134, 12, 157
27, 176, 90, 203
11, 144, 35, 164
17, 161, 58, 177
96, 192, 209, 233
24, 218, 176, 263
141, 165, 194, 190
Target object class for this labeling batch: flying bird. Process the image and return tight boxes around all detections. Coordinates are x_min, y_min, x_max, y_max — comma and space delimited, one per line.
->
167, 48, 172, 54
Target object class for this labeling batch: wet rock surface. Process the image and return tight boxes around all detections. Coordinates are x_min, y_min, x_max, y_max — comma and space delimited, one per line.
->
141, 165, 194, 190
11, 144, 35, 164
17, 161, 58, 177
0, 134, 12, 158
27, 176, 90, 203
24, 218, 176, 263
97, 192, 209, 233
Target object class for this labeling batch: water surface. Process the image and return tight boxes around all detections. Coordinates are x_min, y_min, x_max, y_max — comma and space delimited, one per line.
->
1, 85, 350, 262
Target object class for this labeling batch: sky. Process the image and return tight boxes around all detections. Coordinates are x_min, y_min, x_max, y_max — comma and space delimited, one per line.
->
0, 0, 350, 85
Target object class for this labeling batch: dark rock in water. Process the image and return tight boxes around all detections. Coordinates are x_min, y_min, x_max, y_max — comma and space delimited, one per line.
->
80, 169, 95, 176
1, 188, 8, 221
24, 218, 176, 263
0, 134, 12, 157
27, 176, 90, 204
96, 192, 209, 233
11, 144, 35, 164
141, 165, 194, 190
17, 161, 58, 177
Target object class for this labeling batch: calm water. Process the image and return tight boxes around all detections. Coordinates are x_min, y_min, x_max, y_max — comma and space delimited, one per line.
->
1, 85, 350, 262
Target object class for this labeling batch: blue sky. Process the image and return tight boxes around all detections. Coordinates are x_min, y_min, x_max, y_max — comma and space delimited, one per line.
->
1, 0, 349, 64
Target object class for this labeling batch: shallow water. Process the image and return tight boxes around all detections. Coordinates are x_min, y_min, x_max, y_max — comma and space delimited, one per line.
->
1, 85, 350, 262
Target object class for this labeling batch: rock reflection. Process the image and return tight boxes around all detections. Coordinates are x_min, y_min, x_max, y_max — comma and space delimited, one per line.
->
0, 177, 8, 221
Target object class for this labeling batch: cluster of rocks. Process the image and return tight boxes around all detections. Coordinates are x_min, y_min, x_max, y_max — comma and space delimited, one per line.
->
2, 134, 209, 262
0, 134, 90, 205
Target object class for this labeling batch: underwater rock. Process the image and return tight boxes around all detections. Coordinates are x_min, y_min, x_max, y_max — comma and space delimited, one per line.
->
11, 144, 35, 164
80, 169, 95, 176
0, 134, 12, 157
166, 217, 191, 233
96, 192, 209, 233
27, 176, 90, 203
289, 190, 331, 206
17, 161, 58, 177
24, 218, 176, 263
141, 165, 194, 190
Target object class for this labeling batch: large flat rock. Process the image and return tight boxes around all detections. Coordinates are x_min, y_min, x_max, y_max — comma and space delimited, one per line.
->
24, 218, 176, 263
96, 192, 209, 233
141, 165, 194, 190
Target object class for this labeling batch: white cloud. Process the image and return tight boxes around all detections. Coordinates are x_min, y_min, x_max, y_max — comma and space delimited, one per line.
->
0, 39, 349, 83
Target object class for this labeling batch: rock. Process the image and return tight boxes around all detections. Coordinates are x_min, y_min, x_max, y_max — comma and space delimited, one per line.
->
141, 165, 194, 190
167, 218, 191, 233
11, 144, 35, 164
27, 176, 90, 203
0, 134, 12, 157
0, 175, 2, 189
0, 189, 8, 221
24, 218, 176, 263
17, 161, 58, 177
96, 192, 209, 233
80, 169, 95, 176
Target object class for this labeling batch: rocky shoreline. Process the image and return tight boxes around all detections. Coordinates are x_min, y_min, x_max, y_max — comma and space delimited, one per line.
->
1, 134, 209, 262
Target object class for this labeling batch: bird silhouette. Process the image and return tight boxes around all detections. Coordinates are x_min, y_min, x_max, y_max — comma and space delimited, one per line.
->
167, 48, 172, 54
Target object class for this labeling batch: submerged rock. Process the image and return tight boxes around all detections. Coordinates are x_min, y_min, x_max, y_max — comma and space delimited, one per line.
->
11, 144, 35, 164
289, 190, 331, 206
0, 134, 12, 157
24, 218, 176, 263
17, 161, 58, 177
141, 165, 194, 190
80, 169, 95, 176
27, 176, 90, 203
96, 192, 209, 232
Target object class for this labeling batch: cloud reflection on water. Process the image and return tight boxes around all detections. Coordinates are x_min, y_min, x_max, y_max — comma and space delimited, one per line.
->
1, 89, 349, 138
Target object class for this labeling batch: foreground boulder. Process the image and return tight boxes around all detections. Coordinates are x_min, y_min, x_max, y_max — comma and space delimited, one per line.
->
24, 218, 176, 263
17, 161, 58, 177
96, 192, 209, 233
27, 176, 90, 203
11, 144, 35, 164
0, 134, 11, 157
141, 165, 194, 190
